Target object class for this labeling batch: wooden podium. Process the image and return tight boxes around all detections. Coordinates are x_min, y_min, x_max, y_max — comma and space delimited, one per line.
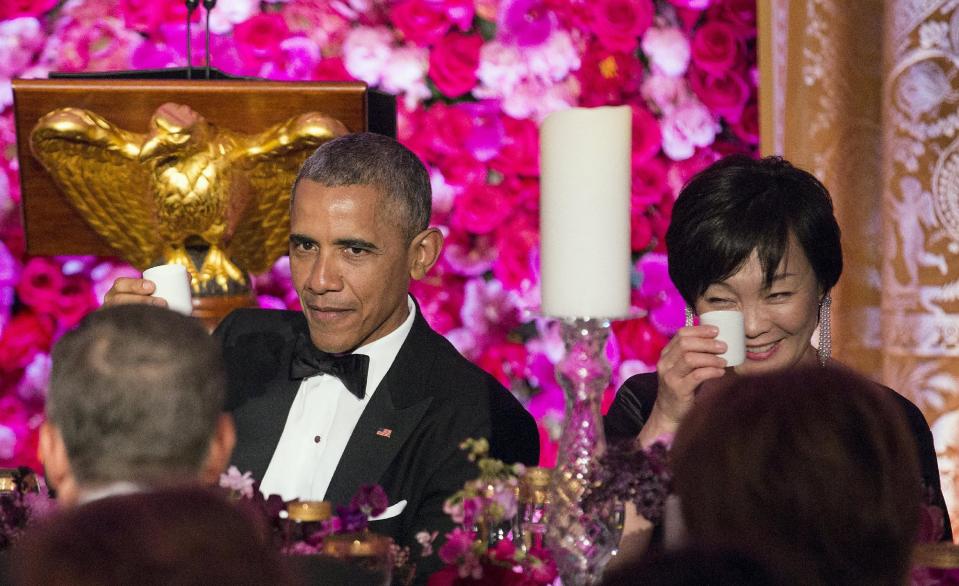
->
12, 78, 396, 327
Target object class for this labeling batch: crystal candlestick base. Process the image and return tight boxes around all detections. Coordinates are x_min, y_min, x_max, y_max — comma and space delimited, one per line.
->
545, 318, 620, 585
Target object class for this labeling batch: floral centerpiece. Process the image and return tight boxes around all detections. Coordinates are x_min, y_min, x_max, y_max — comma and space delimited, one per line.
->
423, 438, 557, 585
0, 466, 55, 550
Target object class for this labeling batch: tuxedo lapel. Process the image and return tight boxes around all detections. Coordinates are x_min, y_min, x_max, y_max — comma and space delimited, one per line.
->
324, 311, 439, 505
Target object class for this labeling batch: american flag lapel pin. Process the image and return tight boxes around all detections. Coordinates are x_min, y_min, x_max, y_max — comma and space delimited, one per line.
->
376, 428, 393, 438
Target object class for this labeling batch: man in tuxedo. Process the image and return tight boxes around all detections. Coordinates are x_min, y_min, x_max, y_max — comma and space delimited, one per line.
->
105, 133, 539, 572
39, 304, 235, 506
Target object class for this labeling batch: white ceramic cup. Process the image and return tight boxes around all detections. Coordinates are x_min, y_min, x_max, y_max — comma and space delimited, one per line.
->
142, 264, 193, 316
698, 310, 746, 367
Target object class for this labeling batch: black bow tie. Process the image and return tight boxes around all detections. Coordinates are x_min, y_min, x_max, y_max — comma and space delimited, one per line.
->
290, 334, 370, 400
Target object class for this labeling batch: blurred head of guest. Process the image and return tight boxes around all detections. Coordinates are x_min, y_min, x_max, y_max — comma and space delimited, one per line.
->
39, 304, 235, 506
601, 546, 777, 586
11, 486, 294, 585
670, 366, 922, 586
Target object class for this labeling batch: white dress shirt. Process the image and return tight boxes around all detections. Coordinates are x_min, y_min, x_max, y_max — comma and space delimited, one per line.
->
258, 297, 416, 501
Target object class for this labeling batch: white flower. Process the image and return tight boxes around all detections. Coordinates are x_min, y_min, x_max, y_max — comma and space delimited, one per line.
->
660, 99, 719, 161
0, 426, 16, 461
208, 0, 260, 35
379, 46, 430, 108
642, 27, 690, 77
342, 26, 394, 86
219, 465, 256, 498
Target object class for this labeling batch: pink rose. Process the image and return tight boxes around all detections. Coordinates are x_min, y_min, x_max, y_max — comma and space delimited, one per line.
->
666, 147, 720, 194
389, 0, 452, 47
451, 184, 511, 235
641, 71, 688, 112
414, 103, 470, 162
642, 26, 690, 77
429, 33, 483, 98
380, 46, 431, 107
234, 13, 289, 64
660, 99, 719, 161
493, 214, 539, 293
410, 272, 465, 334
689, 65, 751, 123
631, 104, 663, 163
491, 115, 539, 177
443, 230, 496, 276
261, 36, 321, 81
577, 46, 643, 107
500, 0, 556, 47
342, 26, 394, 86
632, 156, 669, 207
0, 0, 58, 19
0, 17, 45, 79
16, 258, 64, 315
208, 0, 260, 35
590, 0, 654, 53
461, 278, 522, 335
56, 274, 98, 328
459, 101, 505, 162
690, 20, 739, 76
0, 312, 55, 372
118, 0, 188, 35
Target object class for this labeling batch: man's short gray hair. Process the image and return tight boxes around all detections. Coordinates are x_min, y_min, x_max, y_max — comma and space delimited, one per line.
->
293, 133, 432, 242
47, 305, 225, 486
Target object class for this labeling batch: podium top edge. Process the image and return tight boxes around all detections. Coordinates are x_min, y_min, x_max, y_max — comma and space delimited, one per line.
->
12, 78, 371, 92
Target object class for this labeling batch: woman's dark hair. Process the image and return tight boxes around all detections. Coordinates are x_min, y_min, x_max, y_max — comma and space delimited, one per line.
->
671, 366, 922, 586
666, 155, 842, 306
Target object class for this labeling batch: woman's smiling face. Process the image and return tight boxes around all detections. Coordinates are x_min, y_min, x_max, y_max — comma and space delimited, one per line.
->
695, 235, 822, 375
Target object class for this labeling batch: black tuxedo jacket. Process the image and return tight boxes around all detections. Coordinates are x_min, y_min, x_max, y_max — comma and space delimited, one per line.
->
214, 306, 539, 574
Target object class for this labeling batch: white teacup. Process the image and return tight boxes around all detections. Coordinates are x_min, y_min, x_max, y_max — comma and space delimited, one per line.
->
142, 264, 193, 316
698, 310, 746, 367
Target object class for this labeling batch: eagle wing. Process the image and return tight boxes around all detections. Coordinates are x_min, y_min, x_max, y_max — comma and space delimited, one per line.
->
30, 108, 160, 269
228, 112, 349, 275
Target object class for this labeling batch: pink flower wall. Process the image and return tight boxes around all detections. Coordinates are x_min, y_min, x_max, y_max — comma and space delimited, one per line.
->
0, 0, 757, 468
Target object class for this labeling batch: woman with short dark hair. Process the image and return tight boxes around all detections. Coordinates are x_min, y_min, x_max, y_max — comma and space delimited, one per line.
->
605, 155, 950, 536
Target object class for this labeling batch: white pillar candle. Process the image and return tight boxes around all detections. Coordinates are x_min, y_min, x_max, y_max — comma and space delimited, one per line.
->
540, 106, 632, 319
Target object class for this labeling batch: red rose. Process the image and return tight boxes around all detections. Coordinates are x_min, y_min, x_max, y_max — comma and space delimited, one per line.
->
689, 65, 750, 123
713, 0, 757, 39
314, 57, 354, 82
690, 20, 739, 75
590, 0, 654, 53
234, 14, 289, 64
451, 183, 511, 234
492, 116, 539, 178
577, 46, 643, 107
631, 104, 662, 163
732, 100, 759, 144
390, 0, 452, 47
476, 339, 528, 389
429, 33, 483, 97
424, 103, 476, 161
411, 268, 465, 334
119, 0, 188, 35
630, 209, 653, 252
612, 316, 669, 365
0, 312, 55, 372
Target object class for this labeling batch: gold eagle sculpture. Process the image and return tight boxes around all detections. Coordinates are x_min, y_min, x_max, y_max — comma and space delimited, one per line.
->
30, 102, 348, 295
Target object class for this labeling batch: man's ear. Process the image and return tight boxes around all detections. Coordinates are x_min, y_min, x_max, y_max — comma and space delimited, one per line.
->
408, 228, 443, 281
39, 421, 76, 505
201, 413, 236, 486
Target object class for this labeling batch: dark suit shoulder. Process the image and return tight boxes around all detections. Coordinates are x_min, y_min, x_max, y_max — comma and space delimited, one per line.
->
605, 371, 659, 442
215, 307, 304, 341
415, 322, 539, 466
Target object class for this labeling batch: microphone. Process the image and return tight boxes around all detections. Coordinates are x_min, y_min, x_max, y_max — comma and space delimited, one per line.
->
203, 0, 217, 80
185, 0, 200, 79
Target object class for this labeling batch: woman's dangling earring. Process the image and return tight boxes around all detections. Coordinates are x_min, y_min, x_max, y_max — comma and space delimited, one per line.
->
684, 306, 695, 328
818, 293, 832, 366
